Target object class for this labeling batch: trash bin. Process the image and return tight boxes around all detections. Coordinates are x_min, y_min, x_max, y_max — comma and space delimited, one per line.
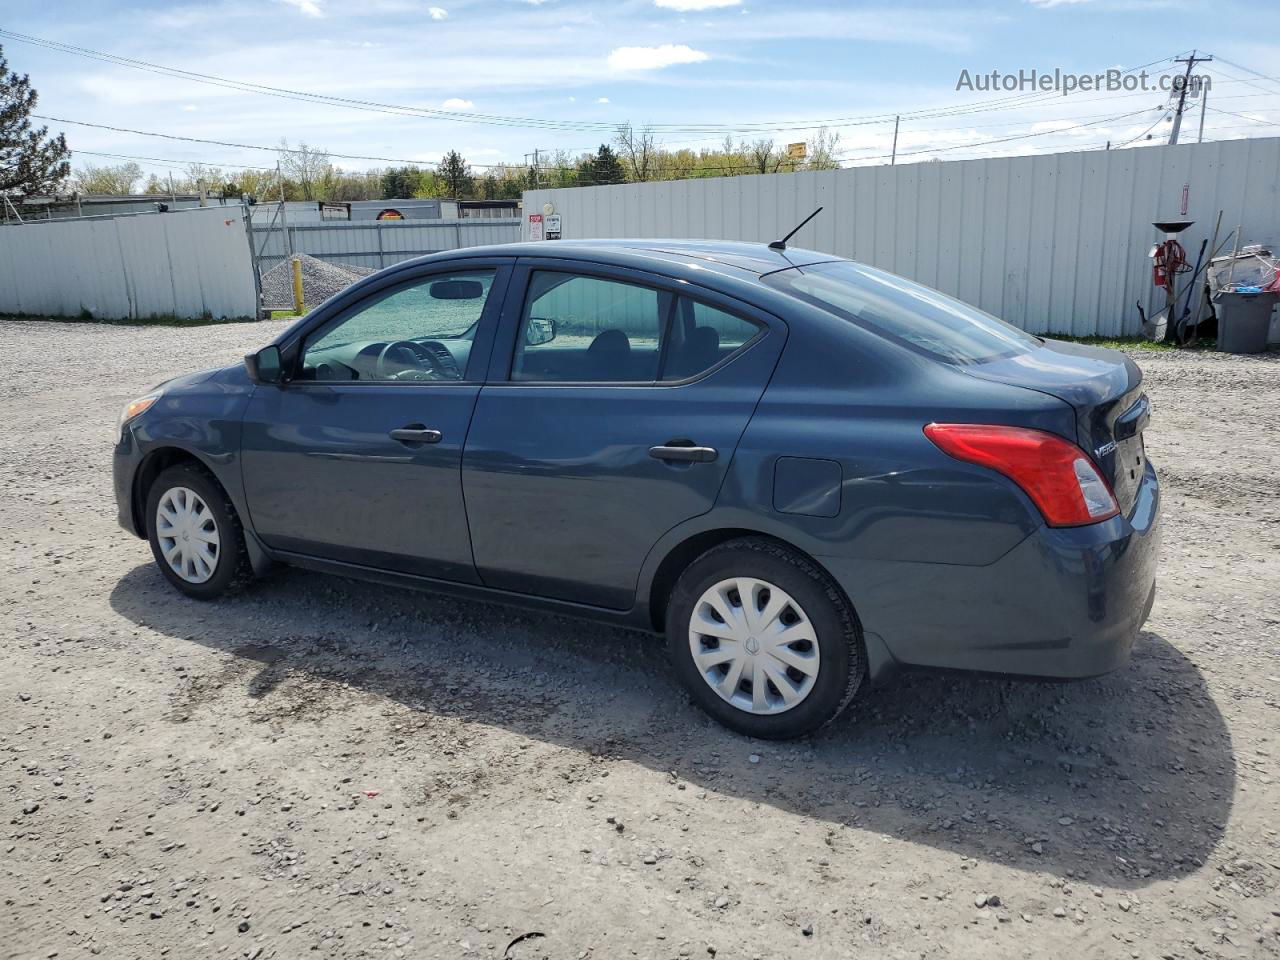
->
1216, 291, 1276, 354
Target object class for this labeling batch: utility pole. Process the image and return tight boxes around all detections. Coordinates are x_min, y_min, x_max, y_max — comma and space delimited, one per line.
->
1197, 81, 1209, 143
1168, 50, 1212, 146
890, 116, 900, 165
524, 151, 543, 188
277, 160, 293, 258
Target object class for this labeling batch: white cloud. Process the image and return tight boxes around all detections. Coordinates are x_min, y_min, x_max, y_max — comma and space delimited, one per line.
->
596, 96, 610, 103
181, 104, 199, 112
281, 0, 323, 16
654, 0, 740, 9
428, 6, 448, 18
607, 44, 709, 71
441, 97, 474, 109
1025, 0, 1093, 6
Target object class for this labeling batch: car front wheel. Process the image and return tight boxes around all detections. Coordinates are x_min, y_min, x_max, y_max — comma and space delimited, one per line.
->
666, 537, 865, 739
145, 463, 252, 600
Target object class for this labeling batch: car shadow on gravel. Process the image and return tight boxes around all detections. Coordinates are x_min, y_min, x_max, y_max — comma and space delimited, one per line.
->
110, 562, 1234, 890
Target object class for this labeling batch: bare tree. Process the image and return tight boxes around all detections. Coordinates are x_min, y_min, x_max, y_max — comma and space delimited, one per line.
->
614, 124, 657, 182
804, 127, 842, 171
72, 161, 143, 194
748, 138, 784, 174
278, 139, 331, 200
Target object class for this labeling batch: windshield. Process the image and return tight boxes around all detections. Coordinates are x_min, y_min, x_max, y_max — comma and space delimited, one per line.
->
765, 261, 1039, 364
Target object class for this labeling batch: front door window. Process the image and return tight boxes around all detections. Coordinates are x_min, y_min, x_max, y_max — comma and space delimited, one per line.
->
300, 269, 497, 382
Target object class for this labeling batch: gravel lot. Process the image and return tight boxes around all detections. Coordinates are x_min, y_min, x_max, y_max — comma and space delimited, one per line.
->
2, 319, 1278, 960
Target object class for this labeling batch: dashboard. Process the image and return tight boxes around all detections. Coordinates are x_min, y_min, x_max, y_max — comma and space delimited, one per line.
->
301, 337, 473, 382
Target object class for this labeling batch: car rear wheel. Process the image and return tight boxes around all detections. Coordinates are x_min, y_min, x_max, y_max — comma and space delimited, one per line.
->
665, 537, 864, 739
145, 464, 251, 600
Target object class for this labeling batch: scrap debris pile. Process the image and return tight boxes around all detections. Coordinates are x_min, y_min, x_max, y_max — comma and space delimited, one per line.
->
1143, 215, 1278, 352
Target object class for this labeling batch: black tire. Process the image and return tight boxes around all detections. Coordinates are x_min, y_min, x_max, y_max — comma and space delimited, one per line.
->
665, 537, 865, 739
144, 463, 253, 600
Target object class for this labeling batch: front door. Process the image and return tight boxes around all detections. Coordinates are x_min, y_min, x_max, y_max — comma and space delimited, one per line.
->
462, 263, 785, 609
240, 264, 508, 582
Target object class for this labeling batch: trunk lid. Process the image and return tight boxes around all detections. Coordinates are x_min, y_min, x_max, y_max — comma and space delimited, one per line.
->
962, 339, 1149, 515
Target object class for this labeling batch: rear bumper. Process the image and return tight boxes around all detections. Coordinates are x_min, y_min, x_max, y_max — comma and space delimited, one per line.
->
823, 459, 1161, 680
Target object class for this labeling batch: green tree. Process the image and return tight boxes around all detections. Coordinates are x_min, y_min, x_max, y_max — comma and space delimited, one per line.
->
0, 45, 70, 198
591, 143, 626, 184
437, 150, 473, 199
380, 165, 421, 199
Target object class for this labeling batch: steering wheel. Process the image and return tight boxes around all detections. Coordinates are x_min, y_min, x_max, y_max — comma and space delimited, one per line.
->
375, 340, 444, 380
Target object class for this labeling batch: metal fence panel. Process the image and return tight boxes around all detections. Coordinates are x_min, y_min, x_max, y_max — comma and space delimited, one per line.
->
251, 218, 523, 273
0, 206, 257, 320
523, 138, 1280, 336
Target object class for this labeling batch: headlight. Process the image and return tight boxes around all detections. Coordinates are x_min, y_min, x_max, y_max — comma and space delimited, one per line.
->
118, 393, 161, 438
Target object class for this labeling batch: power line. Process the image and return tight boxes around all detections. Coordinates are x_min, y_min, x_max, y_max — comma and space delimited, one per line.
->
840, 108, 1153, 164
1208, 54, 1280, 95
1114, 109, 1171, 148
42, 105, 1160, 180
36, 114, 528, 170
1206, 105, 1280, 127
0, 28, 1185, 137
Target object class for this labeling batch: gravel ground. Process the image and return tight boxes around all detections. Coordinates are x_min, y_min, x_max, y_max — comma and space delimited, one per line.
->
1, 320, 1278, 960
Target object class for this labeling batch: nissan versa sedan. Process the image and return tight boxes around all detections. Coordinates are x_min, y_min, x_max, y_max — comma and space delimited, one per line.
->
113, 239, 1160, 739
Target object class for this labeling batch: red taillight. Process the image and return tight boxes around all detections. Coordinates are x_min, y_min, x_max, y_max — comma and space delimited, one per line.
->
924, 423, 1119, 527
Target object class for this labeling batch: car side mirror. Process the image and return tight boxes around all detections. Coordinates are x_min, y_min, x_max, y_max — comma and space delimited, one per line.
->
245, 345, 283, 384
525, 317, 556, 346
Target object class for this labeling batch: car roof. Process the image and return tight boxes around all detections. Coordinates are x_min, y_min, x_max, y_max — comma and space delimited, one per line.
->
432, 238, 845, 281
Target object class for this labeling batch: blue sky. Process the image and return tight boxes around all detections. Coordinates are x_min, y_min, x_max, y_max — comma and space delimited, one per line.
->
2, 0, 1277, 180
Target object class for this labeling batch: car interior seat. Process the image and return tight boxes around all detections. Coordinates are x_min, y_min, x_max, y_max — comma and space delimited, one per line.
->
585, 329, 632, 379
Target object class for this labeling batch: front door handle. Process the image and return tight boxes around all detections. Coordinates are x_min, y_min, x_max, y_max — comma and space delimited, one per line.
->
649, 443, 718, 463
389, 425, 442, 444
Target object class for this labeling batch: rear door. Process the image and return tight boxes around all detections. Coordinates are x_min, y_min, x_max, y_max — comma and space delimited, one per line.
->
461, 260, 786, 609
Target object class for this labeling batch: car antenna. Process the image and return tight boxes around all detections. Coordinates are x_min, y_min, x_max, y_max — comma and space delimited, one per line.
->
768, 206, 823, 251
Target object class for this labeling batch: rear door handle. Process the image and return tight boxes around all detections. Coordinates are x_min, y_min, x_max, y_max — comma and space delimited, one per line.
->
649, 444, 718, 463
389, 425, 442, 444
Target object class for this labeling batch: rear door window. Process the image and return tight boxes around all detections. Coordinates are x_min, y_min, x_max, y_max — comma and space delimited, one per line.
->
510, 271, 766, 384
512, 272, 665, 382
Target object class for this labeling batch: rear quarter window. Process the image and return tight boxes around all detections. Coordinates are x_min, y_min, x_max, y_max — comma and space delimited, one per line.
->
765, 261, 1039, 364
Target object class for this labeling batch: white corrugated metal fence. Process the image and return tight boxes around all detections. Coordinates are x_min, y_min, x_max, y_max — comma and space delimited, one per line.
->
523, 138, 1280, 337
251, 218, 522, 272
0, 206, 257, 320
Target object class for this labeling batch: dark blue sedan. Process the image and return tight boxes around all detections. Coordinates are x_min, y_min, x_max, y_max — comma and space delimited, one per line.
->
113, 240, 1160, 739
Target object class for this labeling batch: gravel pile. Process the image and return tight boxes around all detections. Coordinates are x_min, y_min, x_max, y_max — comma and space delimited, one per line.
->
259, 253, 375, 309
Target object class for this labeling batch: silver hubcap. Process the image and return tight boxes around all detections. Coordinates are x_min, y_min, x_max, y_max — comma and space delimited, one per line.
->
688, 577, 820, 715
156, 487, 220, 584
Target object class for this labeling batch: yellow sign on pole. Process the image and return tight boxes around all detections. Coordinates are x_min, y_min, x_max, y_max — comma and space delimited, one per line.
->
786, 142, 807, 160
